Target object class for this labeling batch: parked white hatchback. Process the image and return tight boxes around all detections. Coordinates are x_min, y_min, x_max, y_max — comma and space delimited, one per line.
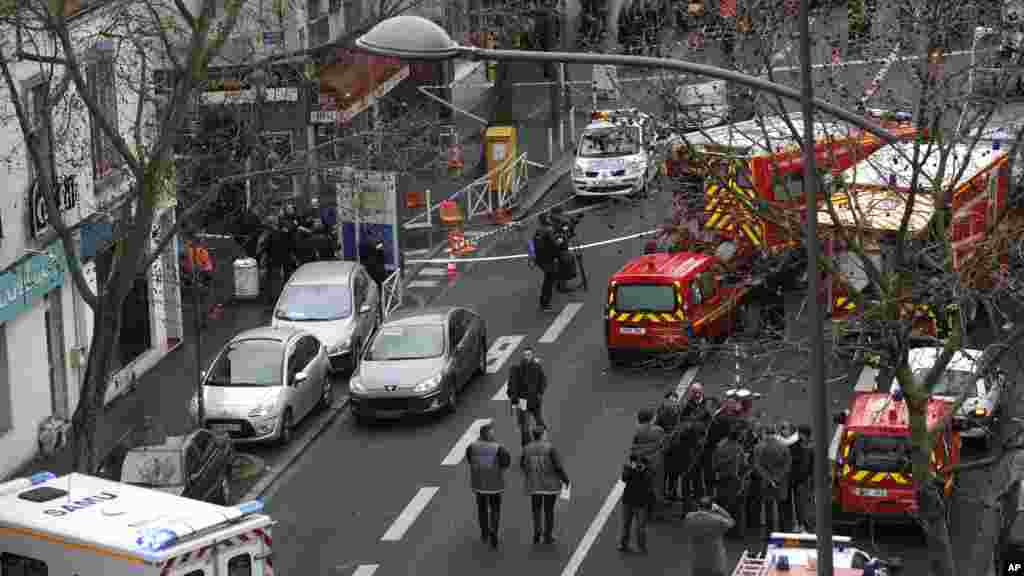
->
272, 260, 380, 373
193, 326, 332, 445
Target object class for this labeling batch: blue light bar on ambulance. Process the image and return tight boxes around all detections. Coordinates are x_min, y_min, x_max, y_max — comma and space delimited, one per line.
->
137, 527, 179, 552
237, 499, 265, 515
865, 108, 912, 122
767, 532, 852, 549
30, 471, 56, 485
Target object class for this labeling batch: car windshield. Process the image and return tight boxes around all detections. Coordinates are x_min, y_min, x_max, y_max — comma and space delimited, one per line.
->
275, 284, 352, 321
206, 339, 283, 386
365, 324, 445, 361
913, 368, 976, 397
578, 126, 640, 157
121, 450, 183, 486
850, 435, 912, 473
615, 284, 676, 313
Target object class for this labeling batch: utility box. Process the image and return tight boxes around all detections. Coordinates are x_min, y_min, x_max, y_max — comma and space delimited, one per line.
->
485, 126, 517, 193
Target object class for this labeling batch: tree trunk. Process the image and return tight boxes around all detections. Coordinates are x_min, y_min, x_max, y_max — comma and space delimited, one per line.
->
70, 294, 124, 473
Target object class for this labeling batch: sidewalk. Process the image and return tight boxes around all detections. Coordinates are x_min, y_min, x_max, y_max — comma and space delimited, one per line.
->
14, 238, 270, 480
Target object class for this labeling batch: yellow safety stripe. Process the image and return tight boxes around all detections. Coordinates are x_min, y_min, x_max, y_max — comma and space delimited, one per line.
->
835, 297, 857, 311
842, 464, 850, 476
676, 309, 686, 320
740, 223, 761, 247
842, 444, 850, 459
930, 451, 937, 465
645, 313, 661, 323
890, 473, 911, 485
851, 470, 870, 481
661, 313, 677, 322
870, 472, 887, 483
617, 312, 630, 321
608, 309, 617, 319
0, 526, 147, 565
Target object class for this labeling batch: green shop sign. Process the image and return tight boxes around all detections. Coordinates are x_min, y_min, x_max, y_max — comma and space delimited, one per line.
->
0, 240, 67, 324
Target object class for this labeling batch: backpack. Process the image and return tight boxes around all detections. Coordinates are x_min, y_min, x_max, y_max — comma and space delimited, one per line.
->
531, 229, 552, 264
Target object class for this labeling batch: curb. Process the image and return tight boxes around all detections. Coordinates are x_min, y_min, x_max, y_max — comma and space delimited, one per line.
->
241, 397, 350, 501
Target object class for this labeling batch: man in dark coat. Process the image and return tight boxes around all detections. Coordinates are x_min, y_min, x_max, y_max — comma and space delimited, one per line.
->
656, 391, 682, 499
619, 453, 655, 553
713, 425, 748, 538
521, 426, 570, 544
533, 215, 560, 311
789, 424, 814, 531
683, 497, 735, 576
508, 347, 548, 447
465, 422, 511, 548
261, 216, 295, 305
631, 409, 667, 516
365, 238, 388, 300
753, 424, 793, 533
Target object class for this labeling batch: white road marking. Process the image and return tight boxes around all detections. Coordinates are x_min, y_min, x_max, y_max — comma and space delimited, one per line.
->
493, 379, 509, 401
381, 487, 439, 541
486, 335, 525, 374
404, 248, 431, 256
352, 565, 380, 576
419, 267, 450, 277
735, 343, 743, 389
675, 366, 699, 398
441, 418, 493, 466
560, 480, 625, 576
408, 280, 441, 288
539, 302, 584, 343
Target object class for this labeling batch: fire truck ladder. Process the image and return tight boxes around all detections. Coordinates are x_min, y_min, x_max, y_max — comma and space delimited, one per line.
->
731, 551, 770, 576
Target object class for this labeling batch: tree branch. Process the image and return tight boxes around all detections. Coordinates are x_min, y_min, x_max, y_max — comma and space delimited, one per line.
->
13, 51, 70, 66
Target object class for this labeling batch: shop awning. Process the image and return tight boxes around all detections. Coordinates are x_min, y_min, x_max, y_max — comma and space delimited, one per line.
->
319, 51, 411, 124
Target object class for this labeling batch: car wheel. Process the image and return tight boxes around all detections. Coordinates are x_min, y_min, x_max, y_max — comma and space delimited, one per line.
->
475, 335, 487, 377
608, 349, 626, 367
446, 383, 458, 414
278, 409, 293, 445
218, 477, 231, 505
320, 380, 334, 411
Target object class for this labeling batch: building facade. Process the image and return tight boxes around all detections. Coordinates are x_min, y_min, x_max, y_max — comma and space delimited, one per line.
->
0, 1, 183, 479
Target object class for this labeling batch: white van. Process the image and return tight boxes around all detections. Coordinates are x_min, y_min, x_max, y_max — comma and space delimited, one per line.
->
0, 472, 276, 576
675, 80, 754, 132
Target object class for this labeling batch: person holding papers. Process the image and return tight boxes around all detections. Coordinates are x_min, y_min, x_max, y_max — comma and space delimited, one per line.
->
508, 347, 548, 447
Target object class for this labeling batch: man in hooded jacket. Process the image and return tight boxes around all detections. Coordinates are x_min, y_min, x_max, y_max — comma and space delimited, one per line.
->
683, 496, 735, 576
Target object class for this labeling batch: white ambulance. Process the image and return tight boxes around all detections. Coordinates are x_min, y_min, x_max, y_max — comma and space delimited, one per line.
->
572, 108, 658, 197
0, 471, 276, 576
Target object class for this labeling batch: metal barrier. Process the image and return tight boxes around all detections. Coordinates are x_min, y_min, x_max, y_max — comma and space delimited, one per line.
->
382, 267, 403, 319
402, 153, 530, 230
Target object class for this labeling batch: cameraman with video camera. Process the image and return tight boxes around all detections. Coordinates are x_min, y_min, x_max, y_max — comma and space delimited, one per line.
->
549, 205, 582, 293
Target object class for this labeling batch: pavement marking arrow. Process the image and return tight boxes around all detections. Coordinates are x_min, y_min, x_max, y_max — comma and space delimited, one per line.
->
486, 335, 525, 374
441, 418, 493, 466
352, 565, 380, 575
539, 302, 584, 343
561, 480, 625, 576
381, 486, 439, 541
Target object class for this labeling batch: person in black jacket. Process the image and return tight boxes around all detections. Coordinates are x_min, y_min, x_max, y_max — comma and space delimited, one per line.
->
533, 215, 559, 311
790, 424, 813, 531
619, 453, 655, 553
508, 347, 548, 447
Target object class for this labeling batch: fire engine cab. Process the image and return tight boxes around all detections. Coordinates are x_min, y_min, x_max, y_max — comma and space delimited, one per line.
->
605, 250, 751, 365
830, 371, 960, 519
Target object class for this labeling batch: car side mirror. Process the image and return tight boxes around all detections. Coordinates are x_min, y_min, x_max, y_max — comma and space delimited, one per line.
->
294, 371, 308, 384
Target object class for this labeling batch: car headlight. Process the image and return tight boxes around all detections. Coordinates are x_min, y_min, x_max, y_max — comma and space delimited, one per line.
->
249, 400, 278, 418
573, 162, 586, 178
349, 374, 366, 394
413, 373, 443, 393
974, 406, 988, 417
626, 159, 646, 174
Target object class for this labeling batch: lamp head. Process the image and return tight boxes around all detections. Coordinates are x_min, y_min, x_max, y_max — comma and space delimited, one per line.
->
356, 16, 462, 60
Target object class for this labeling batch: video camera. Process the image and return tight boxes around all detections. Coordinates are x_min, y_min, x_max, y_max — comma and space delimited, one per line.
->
552, 212, 583, 243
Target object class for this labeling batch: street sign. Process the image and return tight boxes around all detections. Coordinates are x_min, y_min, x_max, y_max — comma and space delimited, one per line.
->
592, 65, 620, 102
310, 110, 339, 124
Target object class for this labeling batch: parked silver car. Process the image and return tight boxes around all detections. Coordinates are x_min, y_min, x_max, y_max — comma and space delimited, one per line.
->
272, 261, 380, 373
909, 346, 1005, 447
349, 306, 488, 422
195, 326, 332, 445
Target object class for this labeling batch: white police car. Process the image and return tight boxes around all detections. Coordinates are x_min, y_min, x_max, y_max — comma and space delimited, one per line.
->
572, 109, 657, 197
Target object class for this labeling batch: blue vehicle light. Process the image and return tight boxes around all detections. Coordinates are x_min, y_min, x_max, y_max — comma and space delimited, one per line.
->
29, 472, 55, 485
136, 528, 179, 552
237, 499, 264, 515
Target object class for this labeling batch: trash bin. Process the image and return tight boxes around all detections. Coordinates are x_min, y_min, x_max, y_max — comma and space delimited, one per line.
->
233, 258, 260, 299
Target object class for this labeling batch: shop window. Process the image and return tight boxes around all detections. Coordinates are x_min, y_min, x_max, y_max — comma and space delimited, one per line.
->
87, 42, 119, 182
0, 324, 10, 435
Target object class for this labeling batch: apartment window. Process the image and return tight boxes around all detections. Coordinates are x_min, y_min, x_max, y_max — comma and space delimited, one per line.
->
329, 0, 340, 14
87, 43, 119, 181
0, 325, 9, 435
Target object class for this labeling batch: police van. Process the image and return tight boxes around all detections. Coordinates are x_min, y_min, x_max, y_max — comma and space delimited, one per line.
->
572, 108, 658, 197
0, 472, 276, 575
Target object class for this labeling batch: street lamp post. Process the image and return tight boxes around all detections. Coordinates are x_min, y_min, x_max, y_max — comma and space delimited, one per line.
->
354, 16, 904, 146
